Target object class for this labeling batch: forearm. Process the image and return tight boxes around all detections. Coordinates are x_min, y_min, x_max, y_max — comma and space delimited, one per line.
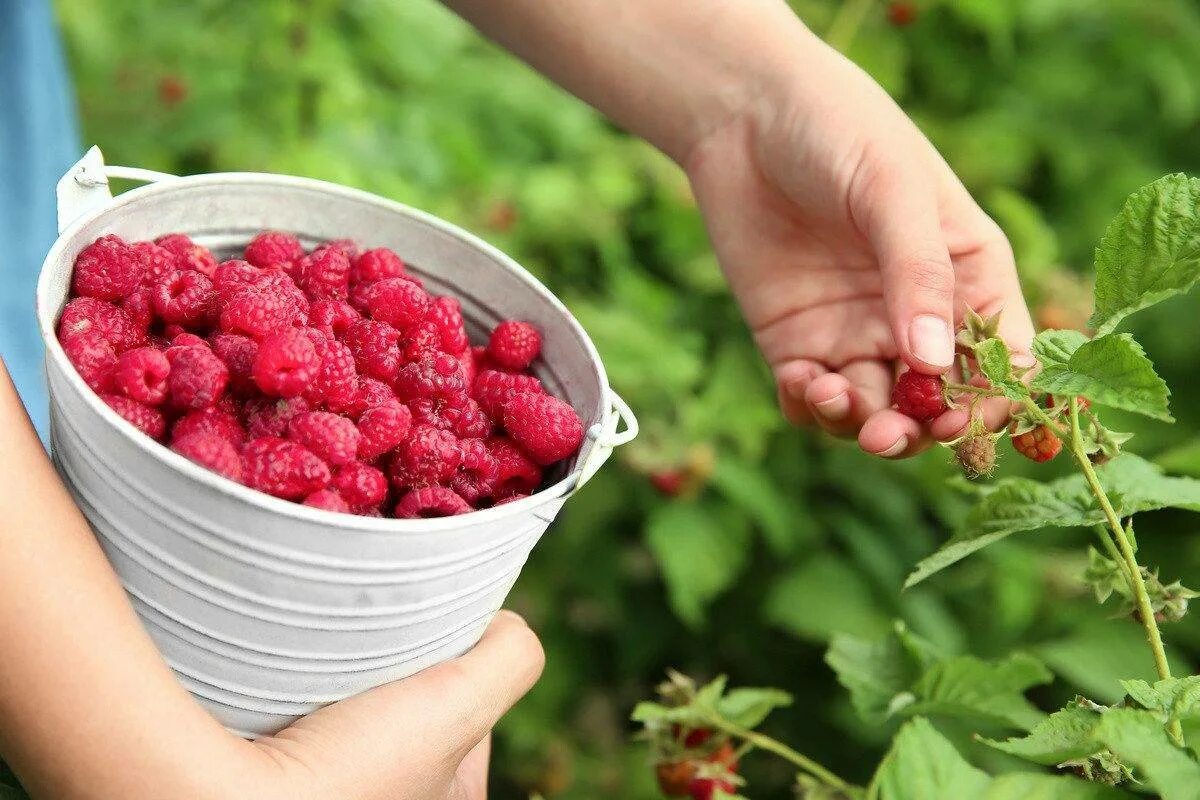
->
441, 0, 817, 164
0, 363, 257, 798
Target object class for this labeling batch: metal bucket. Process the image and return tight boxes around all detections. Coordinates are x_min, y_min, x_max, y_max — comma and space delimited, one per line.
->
36, 147, 637, 738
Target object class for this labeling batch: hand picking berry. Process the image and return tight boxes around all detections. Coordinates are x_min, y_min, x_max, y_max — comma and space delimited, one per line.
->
891, 370, 947, 422
58, 230, 588, 517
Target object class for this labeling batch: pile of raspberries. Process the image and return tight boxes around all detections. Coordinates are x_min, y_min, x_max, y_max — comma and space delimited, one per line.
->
56, 231, 586, 518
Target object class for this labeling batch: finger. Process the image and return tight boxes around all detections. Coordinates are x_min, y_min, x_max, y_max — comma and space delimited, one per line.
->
804, 372, 854, 435
929, 396, 1014, 441
852, 163, 956, 374
452, 735, 491, 800
774, 359, 828, 426
858, 409, 930, 458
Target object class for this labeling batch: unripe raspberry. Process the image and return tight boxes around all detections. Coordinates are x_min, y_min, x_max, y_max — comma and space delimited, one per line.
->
656, 761, 697, 798
891, 371, 947, 422
1013, 425, 1063, 462
955, 433, 997, 479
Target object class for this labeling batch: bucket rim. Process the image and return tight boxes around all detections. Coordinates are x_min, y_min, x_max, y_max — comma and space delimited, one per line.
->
37, 169, 613, 533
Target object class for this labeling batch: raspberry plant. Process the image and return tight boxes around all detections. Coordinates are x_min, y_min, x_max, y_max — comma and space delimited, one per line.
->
636, 175, 1200, 798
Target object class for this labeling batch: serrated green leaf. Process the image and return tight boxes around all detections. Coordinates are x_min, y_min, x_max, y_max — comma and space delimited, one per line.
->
1095, 709, 1200, 800
1031, 332, 1172, 421
906, 653, 1052, 730
871, 718, 990, 800
716, 687, 793, 728
979, 704, 1104, 764
825, 626, 931, 723
1091, 174, 1200, 334
1120, 677, 1200, 720
974, 338, 1029, 400
986, 774, 1133, 800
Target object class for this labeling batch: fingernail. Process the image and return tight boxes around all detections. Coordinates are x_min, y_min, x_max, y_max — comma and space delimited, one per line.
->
908, 315, 954, 369
813, 392, 850, 421
879, 436, 908, 458
1012, 353, 1037, 369
498, 609, 529, 627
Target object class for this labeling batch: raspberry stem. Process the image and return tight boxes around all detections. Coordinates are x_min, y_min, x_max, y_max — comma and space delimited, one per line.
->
697, 713, 857, 794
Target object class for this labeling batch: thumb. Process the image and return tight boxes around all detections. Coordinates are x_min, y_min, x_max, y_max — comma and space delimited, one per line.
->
854, 165, 956, 374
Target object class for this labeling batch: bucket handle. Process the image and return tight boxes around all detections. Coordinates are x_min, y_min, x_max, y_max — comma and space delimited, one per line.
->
57, 146, 179, 233
570, 389, 638, 495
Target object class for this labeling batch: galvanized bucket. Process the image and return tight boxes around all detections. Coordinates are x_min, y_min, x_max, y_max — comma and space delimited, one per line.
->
37, 147, 638, 738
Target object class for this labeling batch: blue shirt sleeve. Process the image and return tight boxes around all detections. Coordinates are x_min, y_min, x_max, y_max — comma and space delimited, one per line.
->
0, 0, 82, 440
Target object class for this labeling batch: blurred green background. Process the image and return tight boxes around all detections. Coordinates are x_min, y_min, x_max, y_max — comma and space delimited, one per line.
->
52, 0, 1200, 796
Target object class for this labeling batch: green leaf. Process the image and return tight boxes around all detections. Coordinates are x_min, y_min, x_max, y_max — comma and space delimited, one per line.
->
870, 718, 990, 800
695, 675, 728, 710
1091, 173, 1200, 335
974, 338, 1029, 400
716, 687, 794, 728
645, 502, 751, 628
765, 553, 890, 642
980, 704, 1104, 764
1095, 709, 1200, 800
710, 459, 814, 555
825, 624, 935, 723
986, 774, 1133, 800
1120, 677, 1200, 720
906, 653, 1052, 730
1030, 332, 1173, 421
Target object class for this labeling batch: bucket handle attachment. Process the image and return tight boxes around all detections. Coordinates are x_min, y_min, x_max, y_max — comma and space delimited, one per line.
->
570, 389, 638, 495
58, 146, 179, 234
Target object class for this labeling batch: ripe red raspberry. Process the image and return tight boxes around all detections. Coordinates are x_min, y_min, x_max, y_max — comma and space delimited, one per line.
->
156, 233, 217, 278
426, 296, 469, 355
170, 332, 206, 349
218, 288, 298, 340
687, 776, 735, 800
213, 259, 267, 302
487, 435, 543, 497
72, 235, 141, 300
394, 353, 466, 402
151, 268, 215, 326
410, 393, 491, 439
132, 241, 175, 286
1012, 425, 1063, 462
302, 489, 349, 513
450, 438, 500, 504
503, 392, 584, 466
241, 437, 331, 499
210, 333, 259, 396
364, 277, 431, 330
394, 486, 471, 519
58, 297, 145, 352
309, 300, 360, 339
331, 462, 389, 509
388, 425, 461, 488
343, 320, 402, 383
121, 285, 156, 330
650, 470, 686, 497
172, 431, 243, 482
113, 347, 170, 405
321, 238, 360, 262
351, 247, 406, 284
357, 403, 413, 461
299, 245, 352, 302
172, 405, 246, 448
955, 432, 997, 479
472, 369, 544, 421
396, 320, 442, 363
101, 393, 167, 440
487, 320, 541, 371
62, 329, 117, 393
243, 231, 305, 269
253, 329, 321, 398
459, 347, 479, 388
346, 376, 398, 420
891, 371, 947, 422
886, 1, 918, 26
245, 396, 311, 439
288, 411, 361, 467
304, 333, 359, 411
165, 344, 228, 410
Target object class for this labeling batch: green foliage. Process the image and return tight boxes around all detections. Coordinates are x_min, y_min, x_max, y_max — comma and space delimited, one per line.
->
1031, 332, 1173, 421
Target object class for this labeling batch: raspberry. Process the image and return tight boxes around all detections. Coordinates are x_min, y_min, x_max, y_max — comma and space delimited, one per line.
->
165, 344, 229, 410
309, 300, 360, 340
170, 332, 206, 349
331, 462, 389, 509
213, 259, 267, 302
63, 329, 117, 393
656, 762, 697, 798
210, 333, 259, 396
450, 438, 499, 504
427, 296, 469, 355
410, 393, 491, 439
388, 425, 461, 488
302, 489, 349, 513
955, 432, 997, 479
114, 347, 170, 405
299, 245, 352, 301
394, 353, 466, 402
487, 435, 542, 497
347, 376, 398, 420
487, 320, 541, 371
364, 277, 431, 330
304, 333, 359, 411
351, 247, 406, 285
121, 285, 156, 330
241, 437, 331, 499
172, 432, 243, 482
396, 320, 442, 363
343, 320, 402, 383
503, 392, 584, 466
156, 233, 217, 278
219, 287, 301, 340
288, 411, 361, 467
131, 241, 175, 286
244, 231, 305, 269
688, 777, 735, 800
1013, 425, 1063, 463
100, 394, 167, 439
172, 406, 246, 448
472, 369, 544, 422
459, 347, 479, 388
58, 297, 145, 352
253, 329, 321, 398
245, 396, 311, 439
321, 238, 360, 262
72, 235, 141, 300
886, 1, 918, 27
891, 371, 947, 422
357, 403, 413, 461
394, 486, 471, 519
152, 268, 216, 326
